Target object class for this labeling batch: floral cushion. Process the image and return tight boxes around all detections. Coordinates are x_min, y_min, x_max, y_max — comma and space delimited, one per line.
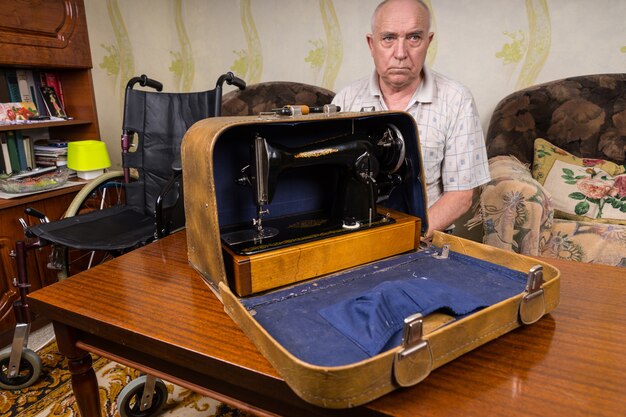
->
469, 156, 554, 256
469, 155, 626, 267
542, 218, 626, 266
532, 138, 625, 181
532, 138, 626, 225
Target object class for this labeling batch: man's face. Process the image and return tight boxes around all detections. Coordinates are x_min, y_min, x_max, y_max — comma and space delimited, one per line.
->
367, 0, 433, 93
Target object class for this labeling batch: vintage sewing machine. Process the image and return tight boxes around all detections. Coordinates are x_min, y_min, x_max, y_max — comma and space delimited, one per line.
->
218, 121, 422, 296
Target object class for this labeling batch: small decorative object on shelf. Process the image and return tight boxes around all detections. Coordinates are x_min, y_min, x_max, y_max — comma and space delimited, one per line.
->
67, 140, 110, 180
0, 166, 69, 193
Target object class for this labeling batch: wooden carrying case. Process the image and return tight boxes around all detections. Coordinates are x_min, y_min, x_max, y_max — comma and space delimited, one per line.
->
182, 112, 560, 409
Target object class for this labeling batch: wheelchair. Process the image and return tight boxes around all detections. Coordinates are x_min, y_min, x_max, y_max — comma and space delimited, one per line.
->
1, 72, 245, 416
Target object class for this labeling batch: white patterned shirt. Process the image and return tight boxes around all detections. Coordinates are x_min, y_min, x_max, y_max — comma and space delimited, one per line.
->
332, 67, 490, 207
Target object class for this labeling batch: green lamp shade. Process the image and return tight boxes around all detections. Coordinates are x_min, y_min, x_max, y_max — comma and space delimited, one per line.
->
67, 140, 111, 171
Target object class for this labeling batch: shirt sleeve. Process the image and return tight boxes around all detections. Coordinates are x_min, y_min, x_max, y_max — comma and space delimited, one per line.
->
441, 88, 491, 192
331, 88, 347, 109
331, 84, 367, 112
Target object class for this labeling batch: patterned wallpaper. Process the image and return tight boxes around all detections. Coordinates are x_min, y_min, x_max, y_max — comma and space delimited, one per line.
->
84, 0, 626, 169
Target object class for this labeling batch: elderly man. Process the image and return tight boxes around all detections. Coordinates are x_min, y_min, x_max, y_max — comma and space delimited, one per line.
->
332, 0, 490, 237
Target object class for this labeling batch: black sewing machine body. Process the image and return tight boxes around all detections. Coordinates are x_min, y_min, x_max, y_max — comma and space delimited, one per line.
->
220, 122, 410, 256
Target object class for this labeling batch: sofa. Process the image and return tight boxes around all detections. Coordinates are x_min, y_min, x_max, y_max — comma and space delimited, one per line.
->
222, 81, 335, 116
469, 74, 626, 267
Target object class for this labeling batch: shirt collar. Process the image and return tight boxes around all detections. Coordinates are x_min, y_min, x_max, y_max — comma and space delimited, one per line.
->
368, 65, 436, 110
415, 65, 435, 104
368, 70, 383, 99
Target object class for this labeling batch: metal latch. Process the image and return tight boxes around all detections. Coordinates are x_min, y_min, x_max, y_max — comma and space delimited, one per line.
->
519, 265, 546, 324
432, 244, 450, 259
393, 313, 433, 387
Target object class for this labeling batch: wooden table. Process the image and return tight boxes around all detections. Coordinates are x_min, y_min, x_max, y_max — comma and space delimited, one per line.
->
28, 231, 626, 417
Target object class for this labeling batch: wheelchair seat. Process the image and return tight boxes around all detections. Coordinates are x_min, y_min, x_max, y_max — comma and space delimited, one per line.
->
30, 205, 154, 251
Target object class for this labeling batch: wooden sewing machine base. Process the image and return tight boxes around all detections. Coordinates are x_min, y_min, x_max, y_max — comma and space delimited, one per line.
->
221, 208, 421, 296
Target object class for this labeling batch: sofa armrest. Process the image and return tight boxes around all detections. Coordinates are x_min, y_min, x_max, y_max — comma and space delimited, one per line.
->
471, 156, 554, 256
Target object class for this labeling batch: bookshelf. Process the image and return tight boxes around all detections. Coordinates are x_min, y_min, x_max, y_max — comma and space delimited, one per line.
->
0, 0, 100, 346
0, 118, 93, 133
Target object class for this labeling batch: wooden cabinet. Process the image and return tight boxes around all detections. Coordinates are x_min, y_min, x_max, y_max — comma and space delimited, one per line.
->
0, 186, 82, 346
0, 0, 99, 347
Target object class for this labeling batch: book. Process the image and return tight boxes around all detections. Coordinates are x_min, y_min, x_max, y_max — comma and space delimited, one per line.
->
0, 142, 4, 175
0, 101, 39, 124
16, 69, 33, 103
0, 132, 10, 175
31, 70, 48, 117
5, 131, 20, 172
34, 140, 68, 167
42, 72, 65, 108
20, 134, 34, 170
24, 70, 44, 116
40, 86, 66, 118
4, 69, 21, 102
0, 70, 10, 103
0, 103, 11, 123
12, 131, 28, 171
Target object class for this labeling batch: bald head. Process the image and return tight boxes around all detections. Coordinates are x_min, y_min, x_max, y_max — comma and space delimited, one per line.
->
371, 0, 431, 33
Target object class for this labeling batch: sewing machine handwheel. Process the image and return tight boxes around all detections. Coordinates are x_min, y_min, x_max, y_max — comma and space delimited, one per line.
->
376, 123, 405, 174
117, 375, 168, 417
0, 347, 42, 390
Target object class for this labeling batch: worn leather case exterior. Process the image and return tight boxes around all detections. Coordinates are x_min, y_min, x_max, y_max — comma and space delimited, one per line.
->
182, 113, 560, 409
220, 233, 559, 408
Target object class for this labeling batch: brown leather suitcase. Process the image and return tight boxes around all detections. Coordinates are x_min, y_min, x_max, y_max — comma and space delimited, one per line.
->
182, 112, 560, 408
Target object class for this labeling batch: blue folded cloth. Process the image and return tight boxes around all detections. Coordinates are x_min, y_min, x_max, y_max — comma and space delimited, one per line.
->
242, 249, 528, 366
319, 276, 488, 356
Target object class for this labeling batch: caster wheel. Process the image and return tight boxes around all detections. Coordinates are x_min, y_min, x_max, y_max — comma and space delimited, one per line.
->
118, 375, 168, 417
0, 347, 42, 390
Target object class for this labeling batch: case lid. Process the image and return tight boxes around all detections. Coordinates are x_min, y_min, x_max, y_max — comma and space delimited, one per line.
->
182, 111, 428, 290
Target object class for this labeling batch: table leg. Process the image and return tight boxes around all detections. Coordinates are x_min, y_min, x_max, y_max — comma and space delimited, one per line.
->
52, 322, 102, 417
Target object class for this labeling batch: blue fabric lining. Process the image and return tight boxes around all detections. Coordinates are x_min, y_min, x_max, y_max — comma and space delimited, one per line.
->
318, 277, 487, 356
241, 247, 527, 366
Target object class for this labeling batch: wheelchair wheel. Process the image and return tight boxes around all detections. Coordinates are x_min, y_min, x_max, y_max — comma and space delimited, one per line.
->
0, 347, 42, 390
117, 375, 168, 417
65, 170, 136, 217
58, 171, 138, 278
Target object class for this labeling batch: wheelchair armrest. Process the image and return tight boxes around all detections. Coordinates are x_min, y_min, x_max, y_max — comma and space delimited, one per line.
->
472, 156, 554, 256
171, 155, 182, 173
155, 170, 184, 238
24, 207, 49, 223
21, 206, 50, 238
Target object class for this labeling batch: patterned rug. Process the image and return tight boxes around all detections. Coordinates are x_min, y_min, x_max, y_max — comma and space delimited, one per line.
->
0, 340, 248, 417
